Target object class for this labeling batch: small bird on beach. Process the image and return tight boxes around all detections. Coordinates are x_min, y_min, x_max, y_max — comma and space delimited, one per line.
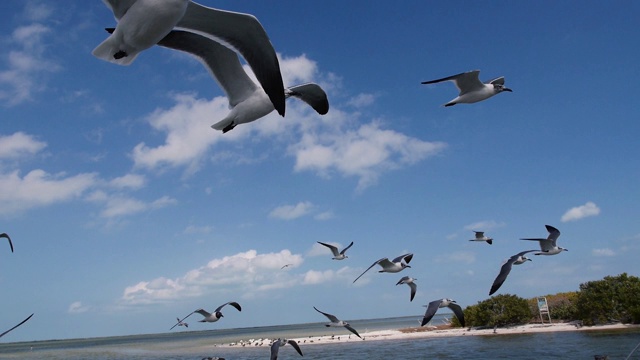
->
421, 298, 465, 327
270, 338, 303, 360
421, 70, 512, 107
317, 241, 354, 260
353, 253, 413, 283
1, 233, 13, 253
489, 250, 536, 295
171, 301, 241, 330
313, 306, 362, 339
469, 231, 493, 245
396, 276, 418, 302
520, 225, 567, 255
0, 313, 34, 339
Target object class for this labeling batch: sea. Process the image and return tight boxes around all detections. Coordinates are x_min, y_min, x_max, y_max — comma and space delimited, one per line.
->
0, 315, 639, 359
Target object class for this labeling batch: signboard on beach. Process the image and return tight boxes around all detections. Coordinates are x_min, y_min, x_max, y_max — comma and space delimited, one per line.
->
537, 297, 552, 323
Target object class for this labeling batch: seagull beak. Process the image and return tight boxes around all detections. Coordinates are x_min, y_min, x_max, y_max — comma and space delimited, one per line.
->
503, 87, 513, 92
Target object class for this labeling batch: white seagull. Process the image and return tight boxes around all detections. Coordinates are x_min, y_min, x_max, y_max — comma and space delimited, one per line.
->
421, 299, 465, 327
1, 233, 13, 253
489, 250, 536, 295
520, 225, 567, 255
469, 231, 493, 245
421, 70, 512, 107
0, 313, 34, 339
94, 0, 286, 116
317, 241, 354, 260
396, 276, 417, 302
175, 317, 189, 328
270, 338, 303, 360
313, 307, 362, 339
171, 301, 241, 330
353, 253, 413, 283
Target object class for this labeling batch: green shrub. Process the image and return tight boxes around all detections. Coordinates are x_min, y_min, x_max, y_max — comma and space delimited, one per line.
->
453, 294, 532, 327
574, 273, 640, 325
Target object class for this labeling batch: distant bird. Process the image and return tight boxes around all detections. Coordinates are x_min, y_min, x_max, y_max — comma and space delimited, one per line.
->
201, 357, 225, 360
313, 306, 362, 339
520, 225, 567, 255
421, 299, 465, 327
0, 313, 34, 339
1, 233, 13, 253
469, 231, 493, 245
489, 250, 536, 295
421, 70, 512, 107
396, 276, 417, 302
270, 338, 303, 360
175, 317, 189, 328
317, 241, 354, 260
171, 301, 241, 330
281, 264, 293, 269
353, 253, 413, 283
94, 0, 286, 116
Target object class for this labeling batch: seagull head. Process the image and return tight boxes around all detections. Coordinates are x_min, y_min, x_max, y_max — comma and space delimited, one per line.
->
494, 83, 512, 93
560, 247, 568, 252
216, 311, 224, 318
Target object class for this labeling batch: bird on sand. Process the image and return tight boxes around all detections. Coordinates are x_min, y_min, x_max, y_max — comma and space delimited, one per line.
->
396, 276, 417, 302
422, 298, 465, 327
489, 250, 536, 295
94, 0, 286, 116
421, 70, 512, 107
0, 313, 34, 339
313, 306, 362, 339
171, 301, 241, 330
469, 231, 493, 245
317, 241, 354, 260
1, 233, 13, 253
520, 225, 567, 255
353, 253, 413, 283
270, 338, 303, 360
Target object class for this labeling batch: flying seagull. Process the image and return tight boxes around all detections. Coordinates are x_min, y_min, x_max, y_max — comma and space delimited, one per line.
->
270, 338, 303, 360
421, 299, 465, 327
94, 0, 286, 116
0, 313, 34, 339
353, 253, 413, 283
0, 233, 13, 253
396, 276, 417, 302
489, 250, 536, 295
469, 231, 493, 245
171, 301, 241, 330
521, 225, 567, 255
317, 241, 354, 260
175, 317, 189, 328
313, 306, 362, 339
421, 70, 512, 107
281, 264, 293, 269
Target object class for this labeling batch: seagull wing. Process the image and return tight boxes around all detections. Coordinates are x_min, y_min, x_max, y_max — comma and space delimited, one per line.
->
545, 225, 561, 246
0, 313, 33, 338
487, 77, 505, 85
421, 300, 442, 326
392, 253, 413, 264
313, 306, 339, 323
285, 83, 329, 115
489, 257, 517, 295
422, 70, 483, 95
102, 0, 137, 20
215, 301, 242, 313
270, 340, 281, 360
317, 241, 340, 257
408, 282, 417, 302
177, 2, 285, 116
170, 310, 198, 330
287, 339, 303, 356
340, 241, 355, 255
344, 324, 362, 339
353, 258, 385, 283
0, 233, 13, 253
475, 231, 484, 239
447, 302, 466, 327
396, 276, 410, 285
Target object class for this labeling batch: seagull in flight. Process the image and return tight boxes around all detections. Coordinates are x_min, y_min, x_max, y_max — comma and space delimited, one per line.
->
280, 263, 293, 269
396, 276, 417, 302
469, 231, 493, 245
1, 233, 13, 253
421, 70, 512, 107
171, 301, 241, 330
313, 306, 362, 339
0, 313, 34, 339
353, 253, 413, 283
489, 250, 536, 295
94, 0, 286, 116
270, 338, 303, 360
175, 317, 189, 328
521, 225, 567, 255
421, 299, 465, 327
317, 241, 354, 260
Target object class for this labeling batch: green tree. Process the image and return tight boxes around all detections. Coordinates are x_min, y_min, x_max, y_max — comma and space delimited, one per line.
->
574, 273, 640, 325
528, 292, 579, 321
452, 294, 532, 327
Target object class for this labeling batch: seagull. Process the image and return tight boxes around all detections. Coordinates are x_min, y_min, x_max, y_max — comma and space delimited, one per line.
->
489, 250, 536, 295
0, 313, 34, 339
171, 301, 241, 330
0, 233, 13, 253
94, 0, 286, 116
421, 70, 512, 107
313, 306, 362, 339
396, 276, 417, 302
353, 253, 413, 283
520, 225, 567, 255
175, 317, 189, 328
317, 241, 354, 260
421, 299, 465, 327
469, 231, 493, 245
270, 338, 303, 360
280, 264, 293, 269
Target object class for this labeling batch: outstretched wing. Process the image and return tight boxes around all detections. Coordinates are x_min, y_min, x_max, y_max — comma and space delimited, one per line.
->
313, 306, 339, 323
545, 225, 561, 246
317, 241, 340, 257
447, 302, 465, 327
345, 324, 362, 339
170, 310, 198, 330
421, 300, 442, 326
422, 70, 484, 95
215, 301, 242, 313
392, 253, 413, 264
407, 282, 417, 302
489, 257, 517, 296
353, 258, 384, 283
0, 313, 34, 338
0, 233, 13, 253
340, 241, 354, 255
287, 339, 303, 356
285, 83, 329, 115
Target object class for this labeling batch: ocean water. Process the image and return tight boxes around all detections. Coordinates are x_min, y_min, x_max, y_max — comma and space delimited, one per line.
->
0, 316, 639, 359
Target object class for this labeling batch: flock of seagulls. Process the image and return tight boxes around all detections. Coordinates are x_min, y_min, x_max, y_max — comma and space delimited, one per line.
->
1, 233, 34, 340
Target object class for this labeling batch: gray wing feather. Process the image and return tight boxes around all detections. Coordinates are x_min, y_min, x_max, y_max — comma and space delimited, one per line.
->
353, 258, 385, 283
341, 241, 354, 254
317, 241, 340, 257
287, 339, 303, 356
448, 303, 465, 327
345, 324, 362, 338
421, 300, 442, 326
285, 83, 329, 115
0, 313, 33, 338
0, 233, 13, 252
313, 306, 339, 323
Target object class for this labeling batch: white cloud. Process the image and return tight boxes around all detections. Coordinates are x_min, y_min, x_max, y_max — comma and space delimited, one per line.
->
0, 132, 46, 159
592, 248, 615, 257
109, 174, 146, 190
269, 201, 314, 220
463, 220, 505, 232
302, 269, 335, 285
314, 211, 334, 220
347, 93, 377, 108
68, 301, 90, 314
97, 195, 176, 218
561, 201, 600, 222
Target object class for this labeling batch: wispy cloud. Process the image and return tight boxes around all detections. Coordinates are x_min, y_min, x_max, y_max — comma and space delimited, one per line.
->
561, 201, 600, 222
463, 220, 506, 232
592, 248, 615, 257
0, 132, 46, 159
269, 201, 314, 220
68, 301, 90, 314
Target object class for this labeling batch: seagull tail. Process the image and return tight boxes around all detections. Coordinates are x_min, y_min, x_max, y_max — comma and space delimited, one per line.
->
92, 36, 137, 66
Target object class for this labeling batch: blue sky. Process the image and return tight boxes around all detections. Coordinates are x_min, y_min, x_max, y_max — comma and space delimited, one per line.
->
1, 0, 639, 342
